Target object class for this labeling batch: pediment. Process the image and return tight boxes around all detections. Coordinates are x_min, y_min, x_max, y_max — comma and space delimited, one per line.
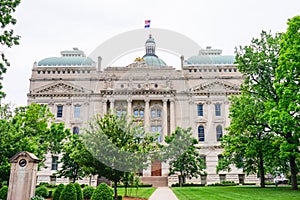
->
31, 81, 91, 96
190, 80, 240, 96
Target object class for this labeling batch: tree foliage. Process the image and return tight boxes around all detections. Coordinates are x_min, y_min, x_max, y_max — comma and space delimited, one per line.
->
0, 103, 70, 182
0, 0, 21, 98
71, 113, 157, 200
74, 182, 83, 200
91, 183, 113, 200
164, 127, 205, 187
83, 186, 95, 200
59, 183, 77, 200
52, 184, 65, 200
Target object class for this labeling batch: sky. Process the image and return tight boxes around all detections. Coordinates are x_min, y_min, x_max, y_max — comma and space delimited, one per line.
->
2, 0, 300, 106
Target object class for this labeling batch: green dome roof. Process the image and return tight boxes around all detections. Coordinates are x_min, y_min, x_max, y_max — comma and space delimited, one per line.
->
187, 55, 235, 65
37, 48, 96, 67
38, 57, 95, 66
143, 55, 167, 67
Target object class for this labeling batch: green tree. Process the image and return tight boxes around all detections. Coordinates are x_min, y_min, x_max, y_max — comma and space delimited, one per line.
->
0, 0, 21, 98
74, 182, 83, 200
164, 127, 205, 187
59, 183, 77, 200
52, 184, 65, 200
217, 94, 285, 187
56, 134, 86, 183
74, 113, 157, 200
35, 186, 49, 198
0, 103, 70, 182
269, 15, 300, 190
91, 183, 113, 200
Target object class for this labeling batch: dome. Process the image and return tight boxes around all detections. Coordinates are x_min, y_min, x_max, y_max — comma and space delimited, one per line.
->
37, 48, 96, 67
186, 55, 235, 65
143, 55, 167, 67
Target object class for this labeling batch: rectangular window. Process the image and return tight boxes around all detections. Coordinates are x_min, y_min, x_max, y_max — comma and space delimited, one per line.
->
201, 175, 207, 185
74, 105, 81, 118
57, 105, 63, 118
219, 174, 226, 182
51, 156, 58, 170
197, 104, 203, 116
215, 103, 221, 116
151, 126, 162, 143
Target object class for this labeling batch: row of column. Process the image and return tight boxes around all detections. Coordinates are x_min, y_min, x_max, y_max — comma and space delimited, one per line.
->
102, 98, 176, 138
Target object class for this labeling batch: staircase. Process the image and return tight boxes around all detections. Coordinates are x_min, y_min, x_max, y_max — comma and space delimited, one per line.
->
141, 176, 168, 187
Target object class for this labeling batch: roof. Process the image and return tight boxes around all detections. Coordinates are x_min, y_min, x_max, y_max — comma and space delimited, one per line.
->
143, 55, 167, 67
37, 48, 96, 67
186, 55, 235, 65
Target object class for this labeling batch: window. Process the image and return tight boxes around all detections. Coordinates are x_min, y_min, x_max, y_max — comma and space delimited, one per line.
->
218, 154, 224, 161
51, 156, 58, 170
151, 126, 162, 143
151, 108, 161, 118
74, 105, 81, 118
50, 176, 56, 185
197, 104, 203, 116
73, 126, 79, 134
57, 105, 63, 118
219, 174, 226, 182
201, 175, 207, 185
200, 155, 206, 169
198, 126, 205, 142
116, 109, 127, 117
134, 108, 144, 118
216, 125, 223, 141
215, 103, 221, 116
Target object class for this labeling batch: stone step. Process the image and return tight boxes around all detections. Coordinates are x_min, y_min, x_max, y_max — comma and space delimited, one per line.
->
141, 176, 168, 187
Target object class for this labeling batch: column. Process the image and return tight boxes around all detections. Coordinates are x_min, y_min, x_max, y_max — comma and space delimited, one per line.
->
162, 98, 168, 142
127, 98, 132, 116
109, 99, 115, 113
170, 99, 175, 134
102, 99, 107, 115
144, 98, 150, 132
65, 101, 72, 126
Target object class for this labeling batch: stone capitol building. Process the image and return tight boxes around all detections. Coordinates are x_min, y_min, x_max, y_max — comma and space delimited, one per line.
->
27, 33, 259, 186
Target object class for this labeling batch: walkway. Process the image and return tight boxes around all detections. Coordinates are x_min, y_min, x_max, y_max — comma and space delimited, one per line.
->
149, 187, 179, 200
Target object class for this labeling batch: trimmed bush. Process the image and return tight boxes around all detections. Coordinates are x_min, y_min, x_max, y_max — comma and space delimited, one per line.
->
83, 186, 95, 199
91, 183, 113, 200
171, 183, 205, 187
35, 186, 49, 198
30, 196, 45, 200
59, 183, 77, 200
52, 184, 65, 200
74, 182, 83, 200
0, 186, 8, 200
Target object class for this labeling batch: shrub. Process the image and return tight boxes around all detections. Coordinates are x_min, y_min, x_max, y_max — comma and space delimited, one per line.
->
91, 183, 113, 200
59, 183, 77, 200
171, 183, 205, 187
117, 196, 123, 200
0, 186, 8, 200
37, 182, 49, 187
35, 186, 49, 198
83, 186, 95, 199
52, 184, 65, 200
74, 182, 83, 200
31, 196, 45, 200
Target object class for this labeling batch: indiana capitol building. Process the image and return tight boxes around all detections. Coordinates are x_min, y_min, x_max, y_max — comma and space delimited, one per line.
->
27, 34, 259, 186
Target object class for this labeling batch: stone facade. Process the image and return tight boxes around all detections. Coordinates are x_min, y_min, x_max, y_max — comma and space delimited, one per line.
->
27, 36, 259, 186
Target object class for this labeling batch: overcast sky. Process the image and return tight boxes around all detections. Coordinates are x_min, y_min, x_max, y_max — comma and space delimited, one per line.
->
2, 0, 300, 106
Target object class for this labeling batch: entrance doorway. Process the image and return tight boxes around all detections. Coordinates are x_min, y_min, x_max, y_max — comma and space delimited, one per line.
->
151, 160, 162, 176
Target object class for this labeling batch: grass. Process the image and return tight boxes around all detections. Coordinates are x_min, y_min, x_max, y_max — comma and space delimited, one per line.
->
172, 186, 300, 200
117, 187, 156, 198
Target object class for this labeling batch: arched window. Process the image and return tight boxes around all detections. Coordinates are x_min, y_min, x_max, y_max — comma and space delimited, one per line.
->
151, 107, 161, 118
198, 126, 205, 142
216, 125, 223, 141
133, 108, 144, 118
73, 126, 80, 134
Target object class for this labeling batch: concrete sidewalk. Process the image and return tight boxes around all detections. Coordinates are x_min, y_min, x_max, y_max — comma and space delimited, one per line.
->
149, 187, 179, 200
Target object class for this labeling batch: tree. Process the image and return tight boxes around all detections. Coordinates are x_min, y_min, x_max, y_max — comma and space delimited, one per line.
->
52, 184, 65, 200
91, 183, 113, 200
0, 0, 21, 98
164, 127, 205, 187
0, 103, 70, 182
217, 94, 285, 187
59, 183, 77, 200
73, 113, 157, 200
56, 134, 86, 183
269, 15, 300, 190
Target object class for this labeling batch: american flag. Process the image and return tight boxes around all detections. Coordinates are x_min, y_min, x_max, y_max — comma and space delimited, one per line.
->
144, 20, 151, 28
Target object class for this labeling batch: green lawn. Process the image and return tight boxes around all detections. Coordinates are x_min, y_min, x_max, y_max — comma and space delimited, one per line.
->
117, 187, 156, 198
172, 186, 300, 200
